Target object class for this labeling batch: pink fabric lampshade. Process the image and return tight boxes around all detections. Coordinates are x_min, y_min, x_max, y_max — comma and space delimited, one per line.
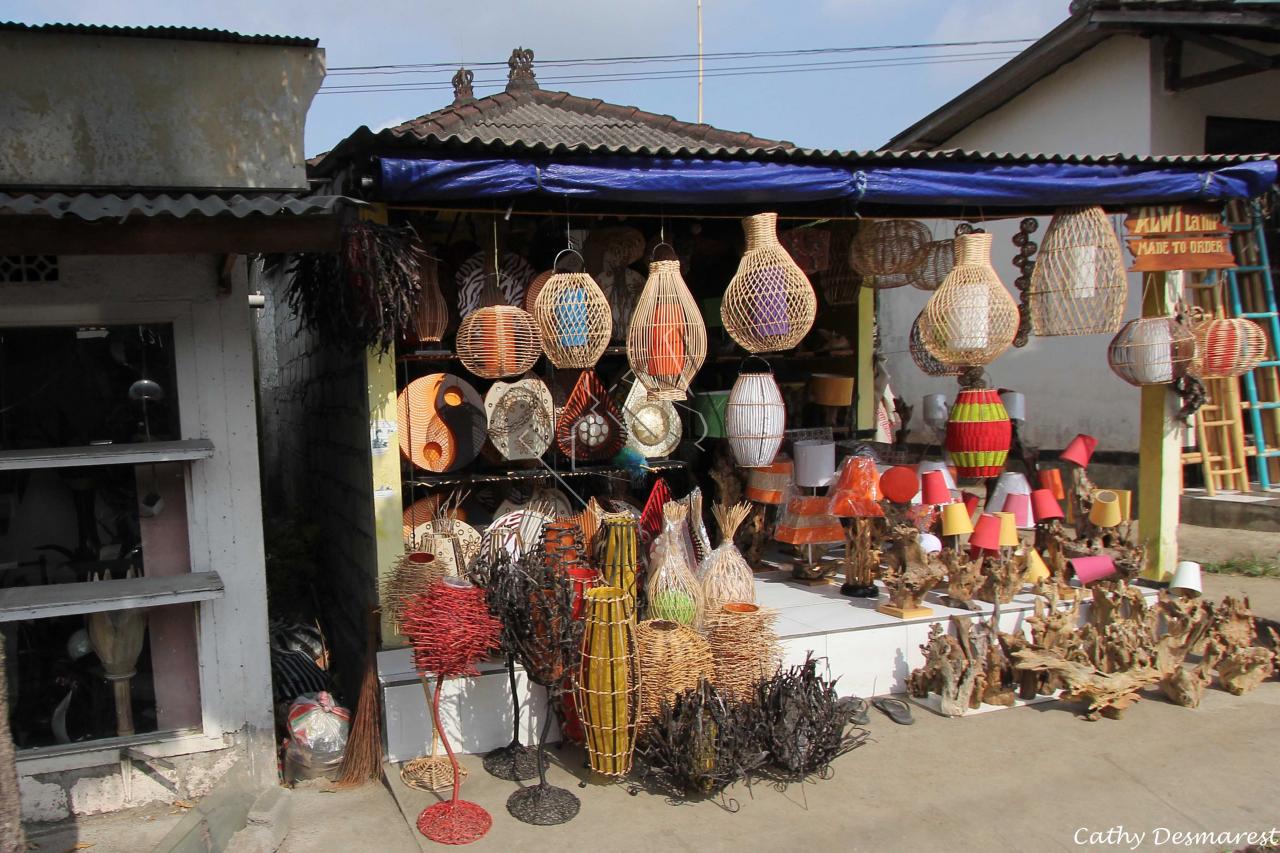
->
1071, 555, 1117, 584
1001, 492, 1034, 528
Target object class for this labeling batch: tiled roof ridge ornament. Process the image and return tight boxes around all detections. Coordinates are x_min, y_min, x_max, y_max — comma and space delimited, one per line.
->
506, 46, 538, 93
452, 67, 475, 106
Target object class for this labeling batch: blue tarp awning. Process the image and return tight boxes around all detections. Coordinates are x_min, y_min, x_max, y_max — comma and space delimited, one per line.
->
377, 155, 1278, 208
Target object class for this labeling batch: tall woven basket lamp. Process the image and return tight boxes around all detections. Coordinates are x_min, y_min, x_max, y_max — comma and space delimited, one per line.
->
534, 249, 612, 369
578, 586, 641, 778
725, 356, 786, 468
401, 578, 502, 845
720, 212, 817, 353
1027, 205, 1127, 337
410, 254, 450, 344
627, 256, 707, 400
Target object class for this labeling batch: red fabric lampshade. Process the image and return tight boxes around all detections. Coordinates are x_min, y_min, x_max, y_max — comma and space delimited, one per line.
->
920, 470, 952, 505
879, 465, 920, 504
1030, 488, 1065, 522
962, 492, 980, 516
968, 513, 1004, 552
1060, 433, 1098, 468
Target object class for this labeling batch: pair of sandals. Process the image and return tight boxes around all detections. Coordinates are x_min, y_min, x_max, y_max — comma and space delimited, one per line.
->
840, 695, 915, 726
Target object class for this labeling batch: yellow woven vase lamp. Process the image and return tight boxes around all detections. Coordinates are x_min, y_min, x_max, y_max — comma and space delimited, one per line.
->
919, 232, 1019, 367
627, 258, 707, 400
720, 213, 817, 353
456, 272, 542, 379
1189, 316, 1268, 379
1027, 205, 1127, 337
578, 586, 640, 777
534, 249, 612, 368
850, 219, 931, 280
410, 254, 449, 343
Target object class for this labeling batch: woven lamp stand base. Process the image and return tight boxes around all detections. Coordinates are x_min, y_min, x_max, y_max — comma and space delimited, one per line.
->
482, 741, 540, 781
401, 753, 466, 792
506, 784, 581, 826
418, 800, 492, 845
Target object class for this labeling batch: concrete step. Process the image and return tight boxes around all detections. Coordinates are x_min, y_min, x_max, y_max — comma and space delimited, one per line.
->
1180, 488, 1280, 532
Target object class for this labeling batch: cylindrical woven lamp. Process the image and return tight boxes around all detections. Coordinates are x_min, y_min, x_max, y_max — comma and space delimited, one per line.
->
555, 370, 626, 462
1107, 317, 1197, 386
534, 251, 612, 368
635, 620, 714, 729
578, 586, 640, 777
1189, 317, 1268, 379
720, 213, 817, 353
411, 254, 449, 343
628, 259, 707, 400
705, 603, 781, 702
849, 219, 930, 277
1027, 206, 1127, 337
456, 274, 542, 379
909, 238, 955, 291
725, 359, 786, 468
910, 311, 962, 377
599, 512, 640, 617
945, 388, 1011, 479
745, 455, 793, 504
919, 232, 1019, 367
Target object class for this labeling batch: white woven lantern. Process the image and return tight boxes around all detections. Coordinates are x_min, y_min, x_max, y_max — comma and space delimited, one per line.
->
725, 358, 786, 468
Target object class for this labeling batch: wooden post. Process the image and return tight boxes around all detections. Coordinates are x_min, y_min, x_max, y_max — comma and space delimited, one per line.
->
856, 286, 876, 432
1138, 271, 1180, 581
360, 204, 407, 643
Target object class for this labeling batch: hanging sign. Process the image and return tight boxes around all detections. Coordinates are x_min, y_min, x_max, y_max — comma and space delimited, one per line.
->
1123, 204, 1235, 272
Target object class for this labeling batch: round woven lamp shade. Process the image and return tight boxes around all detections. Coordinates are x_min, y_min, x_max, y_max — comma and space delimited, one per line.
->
910, 311, 962, 377
919, 232, 1019, 367
1027, 206, 1127, 337
634, 620, 713, 729
627, 259, 707, 401
909, 239, 955, 291
1107, 317, 1197, 386
1190, 316, 1268, 379
410, 255, 449, 343
523, 270, 554, 313
946, 388, 1011, 479
720, 213, 817, 353
534, 253, 612, 369
850, 219, 931, 277
456, 276, 542, 379
725, 360, 786, 468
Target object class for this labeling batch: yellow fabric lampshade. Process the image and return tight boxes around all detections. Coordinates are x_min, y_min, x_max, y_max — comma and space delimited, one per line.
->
1109, 488, 1132, 521
1022, 548, 1050, 584
940, 502, 974, 536
994, 512, 1019, 547
1089, 490, 1123, 528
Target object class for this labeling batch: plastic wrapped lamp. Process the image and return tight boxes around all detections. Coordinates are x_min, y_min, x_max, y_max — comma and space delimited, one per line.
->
1189, 317, 1268, 379
646, 504, 705, 629
828, 455, 884, 518
456, 275, 542, 379
919, 232, 1019, 367
775, 491, 846, 546
1060, 434, 1099, 468
402, 578, 502, 845
1089, 489, 1123, 528
721, 213, 817, 353
910, 312, 962, 377
628, 259, 707, 400
701, 502, 758, 616
1027, 206, 1127, 337
1107, 317, 1197, 386
534, 251, 612, 368
725, 358, 786, 468
410, 255, 449, 343
849, 219, 930, 277
746, 455, 793, 504
945, 388, 1011, 479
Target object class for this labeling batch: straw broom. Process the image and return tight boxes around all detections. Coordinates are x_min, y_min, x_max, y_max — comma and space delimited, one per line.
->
337, 608, 383, 786
86, 572, 147, 737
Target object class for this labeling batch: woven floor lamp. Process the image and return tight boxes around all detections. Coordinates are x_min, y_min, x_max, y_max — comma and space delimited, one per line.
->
1027, 206, 1127, 337
634, 620, 713, 731
578, 586, 641, 778
721, 213, 817, 353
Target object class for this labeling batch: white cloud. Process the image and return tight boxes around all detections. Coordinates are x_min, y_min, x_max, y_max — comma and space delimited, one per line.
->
373, 115, 411, 132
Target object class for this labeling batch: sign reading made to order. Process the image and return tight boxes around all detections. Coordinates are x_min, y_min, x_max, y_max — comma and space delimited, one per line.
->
1123, 204, 1236, 272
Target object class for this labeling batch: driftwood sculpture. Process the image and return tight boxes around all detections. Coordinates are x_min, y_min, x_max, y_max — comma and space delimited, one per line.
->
941, 548, 984, 611
1203, 596, 1275, 695
975, 553, 1024, 605
878, 525, 945, 618
841, 517, 882, 597
1153, 593, 1214, 708
1025, 589, 1082, 694
1012, 648, 1161, 720
908, 615, 1024, 715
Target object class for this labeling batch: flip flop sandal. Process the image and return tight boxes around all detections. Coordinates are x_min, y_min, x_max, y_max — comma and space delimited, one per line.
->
836, 696, 870, 726
872, 697, 914, 725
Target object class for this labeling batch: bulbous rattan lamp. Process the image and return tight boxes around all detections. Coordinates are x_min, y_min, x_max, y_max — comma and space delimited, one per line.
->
720, 213, 817, 353
1107, 317, 1197, 386
919, 232, 1019, 368
1189, 316, 1268, 379
627, 257, 707, 400
456, 272, 542, 379
534, 250, 612, 369
1027, 206, 1127, 337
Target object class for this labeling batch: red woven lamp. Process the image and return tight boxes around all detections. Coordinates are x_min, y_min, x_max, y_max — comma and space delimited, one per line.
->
640, 477, 673, 546
945, 388, 1011, 479
1189, 316, 1268, 379
402, 578, 502, 845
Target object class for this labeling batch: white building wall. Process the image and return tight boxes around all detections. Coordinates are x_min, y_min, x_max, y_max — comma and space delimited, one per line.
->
3, 256, 274, 819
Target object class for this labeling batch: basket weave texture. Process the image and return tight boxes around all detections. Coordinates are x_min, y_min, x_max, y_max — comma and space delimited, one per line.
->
919, 232, 1019, 367
628, 260, 707, 400
721, 213, 817, 353
1107, 317, 1197, 386
850, 219, 931, 277
1027, 206, 1127, 337
1189, 316, 1268, 378
578, 586, 640, 777
635, 620, 714, 729
706, 603, 781, 702
535, 270, 612, 368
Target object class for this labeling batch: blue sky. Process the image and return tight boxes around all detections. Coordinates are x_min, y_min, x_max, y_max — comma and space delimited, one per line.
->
6, 1, 1069, 156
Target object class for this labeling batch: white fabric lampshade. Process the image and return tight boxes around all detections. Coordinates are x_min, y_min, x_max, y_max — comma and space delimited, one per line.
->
794, 440, 836, 488
1169, 561, 1202, 596
986, 471, 1031, 515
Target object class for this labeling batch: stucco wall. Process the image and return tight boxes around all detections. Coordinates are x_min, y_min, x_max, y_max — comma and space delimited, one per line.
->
4, 255, 275, 819
0, 32, 324, 189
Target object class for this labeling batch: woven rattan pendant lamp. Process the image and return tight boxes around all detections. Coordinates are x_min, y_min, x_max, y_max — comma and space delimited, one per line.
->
850, 219, 931, 278
1107, 316, 1197, 386
919, 232, 1019, 367
457, 223, 542, 379
720, 213, 817, 353
1189, 316, 1268, 378
910, 311, 962, 377
725, 356, 786, 468
627, 251, 707, 401
535, 249, 612, 368
908, 239, 955, 291
1027, 206, 1127, 337
411, 254, 449, 343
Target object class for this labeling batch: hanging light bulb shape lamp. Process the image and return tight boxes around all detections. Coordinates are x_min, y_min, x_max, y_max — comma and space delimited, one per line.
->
410, 253, 450, 344
1107, 316, 1197, 386
627, 251, 707, 400
720, 212, 817, 353
1027, 205, 1127, 337
725, 356, 786, 468
535, 249, 612, 368
919, 232, 1019, 367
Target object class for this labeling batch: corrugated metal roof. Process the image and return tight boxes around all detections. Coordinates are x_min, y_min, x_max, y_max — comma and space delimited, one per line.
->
0, 21, 318, 47
0, 192, 349, 221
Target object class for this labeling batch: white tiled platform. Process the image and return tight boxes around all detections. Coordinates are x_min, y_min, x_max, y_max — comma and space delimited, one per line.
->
378, 572, 1157, 762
